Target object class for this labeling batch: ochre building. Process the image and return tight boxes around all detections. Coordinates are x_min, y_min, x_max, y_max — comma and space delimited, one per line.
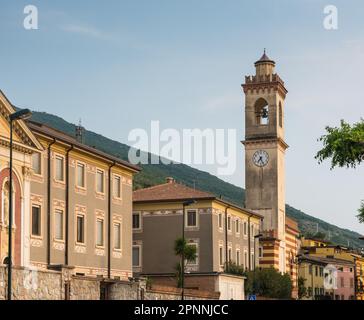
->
0, 90, 140, 280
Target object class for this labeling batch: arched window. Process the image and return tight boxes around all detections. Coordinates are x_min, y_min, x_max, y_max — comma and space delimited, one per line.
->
1, 180, 14, 226
2, 181, 10, 225
279, 102, 283, 128
254, 98, 269, 125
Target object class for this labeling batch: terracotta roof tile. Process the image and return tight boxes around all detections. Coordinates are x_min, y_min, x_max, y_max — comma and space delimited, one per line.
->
133, 179, 214, 202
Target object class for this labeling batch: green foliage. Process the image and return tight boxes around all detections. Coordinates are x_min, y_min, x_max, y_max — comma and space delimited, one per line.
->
174, 238, 197, 288
316, 119, 364, 224
357, 201, 364, 224
29, 111, 364, 248
224, 261, 246, 276
298, 277, 307, 300
245, 268, 292, 299
315, 119, 364, 169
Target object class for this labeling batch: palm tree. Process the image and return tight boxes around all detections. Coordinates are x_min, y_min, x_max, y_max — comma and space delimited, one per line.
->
174, 238, 197, 288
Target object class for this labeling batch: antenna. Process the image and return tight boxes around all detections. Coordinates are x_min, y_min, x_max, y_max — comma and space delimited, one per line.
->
75, 118, 85, 143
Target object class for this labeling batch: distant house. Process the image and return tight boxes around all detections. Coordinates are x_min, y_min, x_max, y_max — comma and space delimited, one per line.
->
132, 177, 263, 299
298, 254, 355, 300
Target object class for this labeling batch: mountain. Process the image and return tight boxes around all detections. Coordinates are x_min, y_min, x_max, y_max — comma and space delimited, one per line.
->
29, 111, 364, 249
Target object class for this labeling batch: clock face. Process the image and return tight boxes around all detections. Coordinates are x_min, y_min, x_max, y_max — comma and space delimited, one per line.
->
252, 150, 269, 167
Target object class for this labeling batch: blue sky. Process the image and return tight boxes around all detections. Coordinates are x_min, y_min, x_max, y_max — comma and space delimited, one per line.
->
1, 0, 364, 235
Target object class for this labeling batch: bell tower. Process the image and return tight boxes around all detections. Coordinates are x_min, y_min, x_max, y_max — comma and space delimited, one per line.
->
242, 51, 288, 271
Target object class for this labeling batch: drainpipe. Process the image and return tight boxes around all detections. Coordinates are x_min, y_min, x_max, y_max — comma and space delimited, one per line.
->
65, 145, 74, 266
107, 161, 116, 279
47, 139, 56, 267
224, 206, 230, 267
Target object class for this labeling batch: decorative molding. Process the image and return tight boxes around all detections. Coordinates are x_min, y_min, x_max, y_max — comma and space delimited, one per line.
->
30, 238, 43, 247
95, 248, 105, 256
53, 241, 65, 251
74, 244, 86, 254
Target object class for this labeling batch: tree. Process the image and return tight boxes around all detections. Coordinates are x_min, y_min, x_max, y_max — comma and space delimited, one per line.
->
298, 277, 307, 300
316, 119, 364, 223
174, 238, 197, 288
224, 261, 246, 276
316, 119, 364, 169
245, 268, 292, 299
358, 201, 364, 224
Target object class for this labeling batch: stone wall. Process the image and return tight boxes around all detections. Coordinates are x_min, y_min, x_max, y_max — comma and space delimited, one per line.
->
70, 276, 100, 300
0, 266, 218, 300
0, 266, 63, 300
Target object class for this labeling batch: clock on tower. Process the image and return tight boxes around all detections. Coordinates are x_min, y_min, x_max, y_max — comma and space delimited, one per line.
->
242, 51, 289, 272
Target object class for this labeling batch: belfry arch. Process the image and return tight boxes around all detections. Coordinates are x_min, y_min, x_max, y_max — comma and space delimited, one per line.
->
254, 98, 269, 125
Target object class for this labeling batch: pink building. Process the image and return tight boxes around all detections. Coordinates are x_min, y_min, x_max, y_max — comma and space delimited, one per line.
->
332, 260, 355, 300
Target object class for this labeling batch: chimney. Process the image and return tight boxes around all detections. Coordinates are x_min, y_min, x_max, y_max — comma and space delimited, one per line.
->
166, 177, 175, 184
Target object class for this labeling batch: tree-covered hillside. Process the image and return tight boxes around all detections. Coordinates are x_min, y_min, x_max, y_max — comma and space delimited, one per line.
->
29, 111, 364, 249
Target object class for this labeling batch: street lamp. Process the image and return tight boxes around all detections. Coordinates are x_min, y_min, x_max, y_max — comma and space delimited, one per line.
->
7, 108, 32, 300
181, 199, 196, 301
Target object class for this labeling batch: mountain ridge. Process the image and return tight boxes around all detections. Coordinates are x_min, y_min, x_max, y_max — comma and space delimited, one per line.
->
28, 110, 364, 249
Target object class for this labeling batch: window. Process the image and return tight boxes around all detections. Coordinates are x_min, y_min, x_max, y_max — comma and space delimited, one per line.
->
279, 103, 283, 128
76, 215, 85, 244
32, 153, 41, 175
340, 277, 344, 288
96, 169, 104, 193
319, 267, 324, 277
309, 265, 313, 275
114, 223, 121, 250
96, 219, 104, 247
227, 216, 231, 231
251, 224, 255, 238
228, 247, 232, 262
113, 175, 121, 198
218, 213, 222, 228
186, 210, 197, 227
236, 250, 240, 265
243, 222, 247, 236
76, 163, 85, 188
255, 98, 269, 125
235, 219, 240, 234
259, 246, 263, 258
54, 209, 64, 240
31, 205, 41, 236
219, 247, 223, 266
315, 266, 318, 277
132, 212, 141, 230
55, 155, 64, 181
251, 253, 255, 269
244, 251, 248, 270
307, 287, 312, 297
132, 246, 141, 267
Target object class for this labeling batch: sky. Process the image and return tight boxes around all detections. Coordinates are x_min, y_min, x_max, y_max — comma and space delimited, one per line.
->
0, 0, 363, 235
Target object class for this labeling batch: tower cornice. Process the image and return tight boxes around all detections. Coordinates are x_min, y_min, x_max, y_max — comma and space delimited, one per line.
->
241, 137, 289, 150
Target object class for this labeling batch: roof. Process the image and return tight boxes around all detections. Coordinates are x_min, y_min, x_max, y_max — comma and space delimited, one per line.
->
255, 50, 275, 65
133, 179, 214, 202
299, 254, 355, 267
133, 178, 263, 219
304, 237, 331, 244
27, 120, 140, 173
